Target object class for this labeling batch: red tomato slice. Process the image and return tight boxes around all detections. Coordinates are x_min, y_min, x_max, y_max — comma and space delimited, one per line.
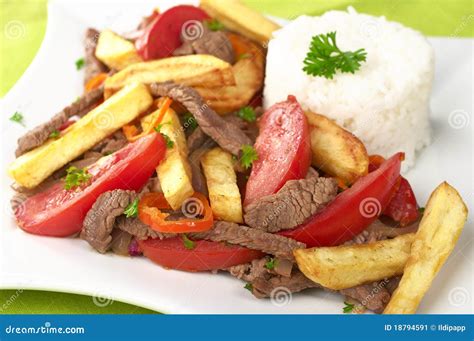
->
138, 237, 264, 272
135, 5, 210, 60
15, 133, 166, 237
244, 95, 311, 207
280, 153, 403, 247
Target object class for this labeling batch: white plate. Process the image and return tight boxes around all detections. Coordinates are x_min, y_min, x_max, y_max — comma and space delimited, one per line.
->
0, 0, 472, 314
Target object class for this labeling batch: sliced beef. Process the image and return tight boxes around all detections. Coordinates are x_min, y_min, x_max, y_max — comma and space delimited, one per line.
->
340, 281, 392, 313
81, 189, 138, 253
192, 221, 305, 260
15, 86, 104, 156
173, 31, 234, 64
110, 229, 133, 256
188, 145, 214, 197
244, 176, 338, 232
91, 130, 128, 155
149, 82, 251, 155
115, 216, 174, 240
345, 219, 419, 245
84, 28, 108, 85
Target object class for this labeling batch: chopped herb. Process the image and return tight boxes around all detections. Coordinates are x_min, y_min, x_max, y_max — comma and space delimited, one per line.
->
303, 32, 367, 79
155, 121, 171, 132
49, 130, 60, 139
75, 57, 85, 70
343, 301, 355, 314
418, 207, 425, 214
237, 106, 256, 122
205, 19, 224, 31
182, 234, 196, 250
10, 111, 25, 126
240, 144, 258, 170
64, 166, 91, 190
244, 283, 253, 292
104, 151, 113, 156
238, 53, 251, 60
264, 258, 277, 270
183, 112, 198, 132
124, 198, 139, 218
161, 133, 174, 149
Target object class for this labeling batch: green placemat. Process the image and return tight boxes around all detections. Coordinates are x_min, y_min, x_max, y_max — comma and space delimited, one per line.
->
1, 0, 472, 314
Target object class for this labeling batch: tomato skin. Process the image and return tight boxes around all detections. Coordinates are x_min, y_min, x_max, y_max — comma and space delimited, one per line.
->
15, 134, 166, 237
135, 5, 210, 60
138, 238, 264, 272
280, 153, 403, 247
244, 95, 311, 207
382, 177, 419, 226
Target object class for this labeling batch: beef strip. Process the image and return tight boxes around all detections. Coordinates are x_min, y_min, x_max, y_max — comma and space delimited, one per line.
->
115, 216, 174, 240
188, 144, 215, 197
174, 31, 235, 64
84, 28, 108, 85
192, 221, 305, 260
345, 219, 419, 245
340, 281, 392, 313
90, 130, 128, 155
15, 86, 104, 156
149, 82, 251, 155
244, 176, 338, 232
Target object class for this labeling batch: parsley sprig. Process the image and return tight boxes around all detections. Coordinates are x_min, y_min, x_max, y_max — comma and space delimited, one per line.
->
303, 32, 367, 79
75, 57, 85, 70
64, 166, 91, 190
343, 301, 355, 314
264, 258, 277, 270
205, 19, 224, 31
49, 130, 60, 139
154, 123, 174, 149
124, 198, 139, 218
182, 234, 196, 250
183, 112, 198, 132
237, 106, 256, 122
10, 111, 25, 126
240, 145, 258, 170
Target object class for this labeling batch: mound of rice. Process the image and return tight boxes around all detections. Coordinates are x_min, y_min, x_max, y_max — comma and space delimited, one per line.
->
264, 7, 434, 171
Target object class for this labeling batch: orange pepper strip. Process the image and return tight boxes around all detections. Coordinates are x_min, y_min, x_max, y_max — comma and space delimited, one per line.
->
85, 72, 108, 92
122, 97, 173, 142
138, 192, 214, 233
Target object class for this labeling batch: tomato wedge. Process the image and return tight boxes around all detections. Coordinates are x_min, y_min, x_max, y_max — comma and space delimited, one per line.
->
280, 153, 403, 247
138, 192, 213, 233
135, 5, 210, 60
15, 133, 166, 237
244, 95, 311, 207
138, 237, 264, 272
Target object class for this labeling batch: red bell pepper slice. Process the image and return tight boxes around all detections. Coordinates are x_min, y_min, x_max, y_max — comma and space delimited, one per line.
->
280, 153, 404, 247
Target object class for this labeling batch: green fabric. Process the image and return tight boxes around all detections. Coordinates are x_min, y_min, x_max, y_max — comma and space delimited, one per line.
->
0, 0, 472, 314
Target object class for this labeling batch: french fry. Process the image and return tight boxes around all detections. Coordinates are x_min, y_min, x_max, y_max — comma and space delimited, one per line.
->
384, 182, 468, 314
305, 112, 369, 185
104, 54, 235, 98
95, 30, 142, 70
200, 0, 280, 44
8, 83, 153, 188
141, 106, 194, 210
294, 233, 415, 290
201, 147, 243, 223
195, 33, 264, 114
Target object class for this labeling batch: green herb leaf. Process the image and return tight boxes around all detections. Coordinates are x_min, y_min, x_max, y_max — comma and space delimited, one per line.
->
183, 112, 198, 132
124, 198, 139, 218
161, 133, 174, 149
155, 121, 171, 132
237, 106, 256, 122
10, 111, 25, 126
418, 207, 425, 214
240, 144, 258, 170
264, 258, 277, 270
238, 53, 251, 60
64, 166, 91, 190
75, 58, 85, 70
182, 234, 196, 250
343, 301, 355, 314
205, 19, 224, 31
303, 32, 367, 79
244, 283, 253, 292
49, 130, 60, 139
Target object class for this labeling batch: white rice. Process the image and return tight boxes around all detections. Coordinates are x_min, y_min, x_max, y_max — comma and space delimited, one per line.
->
263, 7, 434, 171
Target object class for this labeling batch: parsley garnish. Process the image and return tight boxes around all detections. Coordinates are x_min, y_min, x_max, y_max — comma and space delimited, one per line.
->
303, 32, 367, 79
205, 19, 224, 31
418, 207, 425, 214
183, 112, 198, 132
238, 53, 251, 60
161, 133, 174, 149
343, 301, 355, 314
264, 258, 277, 270
64, 166, 91, 190
75, 58, 85, 70
155, 121, 171, 132
182, 234, 196, 250
124, 198, 139, 218
49, 130, 60, 139
244, 283, 253, 292
10, 112, 25, 126
240, 144, 258, 170
237, 106, 256, 122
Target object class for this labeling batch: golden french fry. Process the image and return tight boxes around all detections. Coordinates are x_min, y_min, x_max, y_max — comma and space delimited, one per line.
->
201, 147, 243, 223
294, 233, 415, 290
384, 182, 468, 314
305, 112, 369, 185
95, 30, 142, 70
104, 54, 235, 98
200, 0, 280, 44
8, 83, 153, 188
